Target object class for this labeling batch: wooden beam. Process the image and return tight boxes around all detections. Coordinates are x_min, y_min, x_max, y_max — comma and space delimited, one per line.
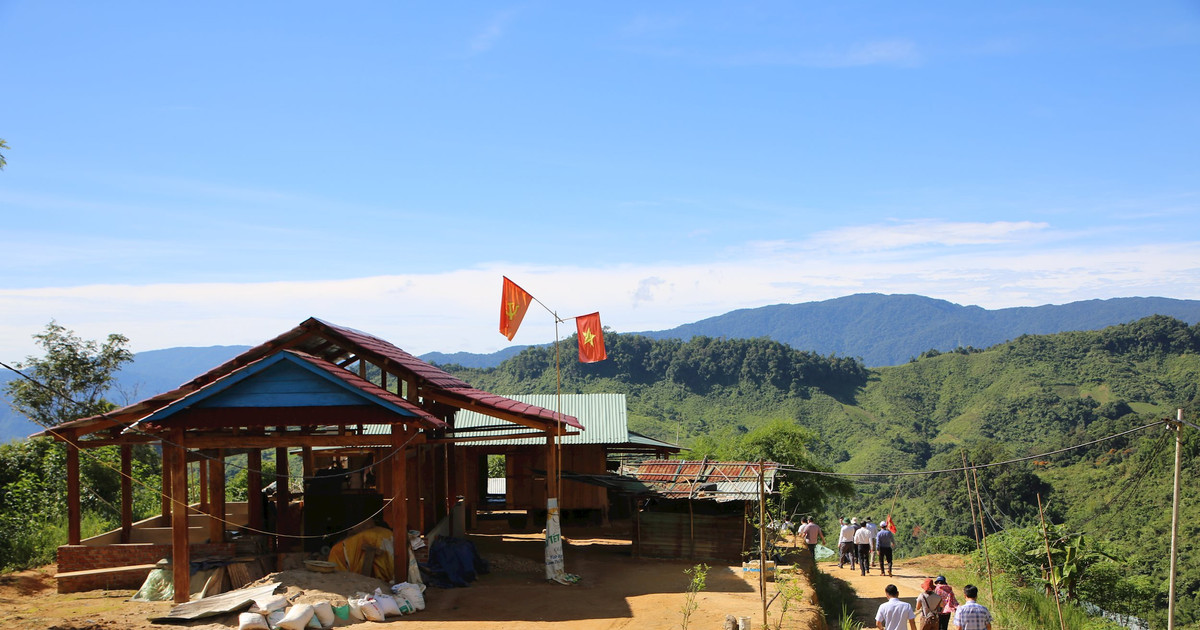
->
426, 430, 580, 444
178, 432, 426, 450
170, 428, 190, 604
419, 389, 568, 433
66, 439, 81, 545
145, 405, 422, 431
120, 445, 133, 543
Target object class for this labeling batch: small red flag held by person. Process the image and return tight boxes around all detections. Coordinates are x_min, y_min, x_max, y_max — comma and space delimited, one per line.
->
576, 312, 607, 363
499, 276, 532, 341
886, 514, 897, 533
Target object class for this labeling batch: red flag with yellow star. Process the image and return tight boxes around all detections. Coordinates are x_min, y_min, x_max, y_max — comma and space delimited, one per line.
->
576, 312, 607, 363
499, 276, 532, 341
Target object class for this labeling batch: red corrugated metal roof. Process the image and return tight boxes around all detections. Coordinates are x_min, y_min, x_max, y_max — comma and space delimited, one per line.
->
631, 460, 779, 501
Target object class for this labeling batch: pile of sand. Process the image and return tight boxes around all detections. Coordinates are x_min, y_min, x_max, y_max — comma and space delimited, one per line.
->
246, 569, 393, 606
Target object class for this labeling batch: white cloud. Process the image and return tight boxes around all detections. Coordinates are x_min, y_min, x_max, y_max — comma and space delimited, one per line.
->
804, 219, 1050, 253
1, 222, 1197, 361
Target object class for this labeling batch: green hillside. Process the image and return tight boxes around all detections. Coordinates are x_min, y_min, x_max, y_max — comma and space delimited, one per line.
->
446, 315, 1200, 628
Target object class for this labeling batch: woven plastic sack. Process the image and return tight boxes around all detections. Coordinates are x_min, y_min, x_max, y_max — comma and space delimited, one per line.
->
312, 601, 335, 627
237, 612, 269, 630
814, 544, 836, 561
275, 604, 314, 630
392, 582, 425, 611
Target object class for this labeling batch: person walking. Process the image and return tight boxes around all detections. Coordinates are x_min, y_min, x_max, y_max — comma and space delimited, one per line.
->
838, 518, 857, 569
875, 583, 917, 630
854, 518, 874, 575
915, 578, 943, 630
800, 517, 825, 555
876, 521, 896, 576
951, 584, 992, 630
933, 576, 959, 630
865, 517, 879, 566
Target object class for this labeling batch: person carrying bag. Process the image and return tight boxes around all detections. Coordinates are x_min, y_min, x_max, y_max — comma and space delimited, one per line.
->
916, 578, 944, 630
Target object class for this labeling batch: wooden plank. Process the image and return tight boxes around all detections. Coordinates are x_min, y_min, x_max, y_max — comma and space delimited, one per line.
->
55, 563, 159, 579
201, 565, 227, 598
181, 432, 419, 449
225, 563, 246, 590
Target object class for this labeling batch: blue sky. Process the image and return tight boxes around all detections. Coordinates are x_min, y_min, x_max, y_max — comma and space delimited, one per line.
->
2, 2, 1198, 360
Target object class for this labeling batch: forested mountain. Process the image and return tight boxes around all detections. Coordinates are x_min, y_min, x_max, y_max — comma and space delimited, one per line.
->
5, 294, 1196, 441
421, 294, 1200, 369
0, 345, 249, 442
447, 315, 1200, 627
638, 294, 1200, 367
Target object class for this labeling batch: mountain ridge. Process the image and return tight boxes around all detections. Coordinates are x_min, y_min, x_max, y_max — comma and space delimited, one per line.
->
4, 293, 1199, 442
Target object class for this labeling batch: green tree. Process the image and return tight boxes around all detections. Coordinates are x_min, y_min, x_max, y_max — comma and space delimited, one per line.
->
688, 420, 853, 515
5, 320, 133, 428
0, 138, 8, 170
1, 321, 137, 570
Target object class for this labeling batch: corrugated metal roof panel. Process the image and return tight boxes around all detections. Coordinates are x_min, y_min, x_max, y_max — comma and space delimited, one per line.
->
631, 460, 779, 501
453, 393, 628, 445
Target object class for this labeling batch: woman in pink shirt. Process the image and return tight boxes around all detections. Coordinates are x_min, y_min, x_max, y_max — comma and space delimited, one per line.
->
933, 575, 959, 630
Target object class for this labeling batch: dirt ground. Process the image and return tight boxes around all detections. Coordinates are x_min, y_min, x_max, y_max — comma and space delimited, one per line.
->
817, 550, 968, 626
0, 530, 825, 630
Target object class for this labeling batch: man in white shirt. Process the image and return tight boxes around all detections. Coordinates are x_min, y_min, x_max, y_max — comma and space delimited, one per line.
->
875, 584, 917, 630
838, 518, 856, 569
854, 519, 874, 575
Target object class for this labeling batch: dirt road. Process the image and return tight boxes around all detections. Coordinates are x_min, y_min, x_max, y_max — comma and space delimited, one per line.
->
816, 553, 965, 627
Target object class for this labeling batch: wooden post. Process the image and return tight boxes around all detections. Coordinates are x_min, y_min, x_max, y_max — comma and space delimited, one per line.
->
161, 447, 172, 523
962, 451, 980, 549
970, 467, 996, 612
275, 446, 289, 553
390, 425, 409, 583
169, 430, 191, 604
199, 450, 211, 513
302, 446, 315, 480
247, 449, 263, 530
208, 449, 225, 543
758, 462, 768, 630
546, 432, 559, 501
121, 445, 133, 543
1037, 494, 1068, 630
407, 448, 421, 533
66, 438, 81, 545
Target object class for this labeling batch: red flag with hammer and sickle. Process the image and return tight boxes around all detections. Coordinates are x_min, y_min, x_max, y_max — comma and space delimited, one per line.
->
499, 277, 532, 341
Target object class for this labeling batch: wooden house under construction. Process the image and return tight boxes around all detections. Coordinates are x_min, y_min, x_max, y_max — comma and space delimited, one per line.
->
36, 317, 582, 601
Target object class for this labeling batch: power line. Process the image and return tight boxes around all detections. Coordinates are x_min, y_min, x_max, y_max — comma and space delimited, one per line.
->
775, 419, 1168, 479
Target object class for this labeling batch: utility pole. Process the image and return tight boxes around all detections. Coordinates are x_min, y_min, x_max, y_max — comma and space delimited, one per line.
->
1167, 409, 1183, 630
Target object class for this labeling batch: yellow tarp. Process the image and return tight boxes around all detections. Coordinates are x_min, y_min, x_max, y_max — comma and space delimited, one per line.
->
328, 527, 395, 581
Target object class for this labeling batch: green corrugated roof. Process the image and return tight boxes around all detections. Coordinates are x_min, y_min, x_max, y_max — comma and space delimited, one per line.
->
454, 393, 632, 445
